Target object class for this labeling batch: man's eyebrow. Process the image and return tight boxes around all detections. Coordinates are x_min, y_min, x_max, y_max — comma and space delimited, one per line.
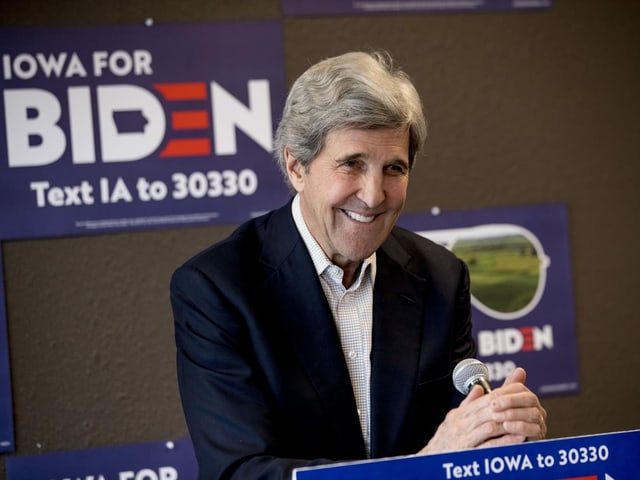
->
334, 152, 365, 163
334, 152, 409, 166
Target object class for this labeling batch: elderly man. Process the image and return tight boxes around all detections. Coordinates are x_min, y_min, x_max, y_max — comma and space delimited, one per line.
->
171, 51, 547, 480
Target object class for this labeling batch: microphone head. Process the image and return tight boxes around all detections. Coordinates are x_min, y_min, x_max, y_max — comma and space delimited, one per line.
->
453, 358, 491, 395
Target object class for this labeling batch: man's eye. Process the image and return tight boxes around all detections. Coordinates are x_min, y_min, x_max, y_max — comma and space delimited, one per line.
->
387, 164, 408, 175
340, 160, 360, 169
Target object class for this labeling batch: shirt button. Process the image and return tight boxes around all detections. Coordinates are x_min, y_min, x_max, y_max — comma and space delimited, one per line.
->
348, 351, 357, 359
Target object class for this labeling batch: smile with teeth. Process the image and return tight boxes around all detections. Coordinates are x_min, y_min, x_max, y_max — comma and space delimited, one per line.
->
343, 209, 375, 223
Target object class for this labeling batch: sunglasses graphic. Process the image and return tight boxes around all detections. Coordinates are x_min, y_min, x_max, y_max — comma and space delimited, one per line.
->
417, 224, 551, 321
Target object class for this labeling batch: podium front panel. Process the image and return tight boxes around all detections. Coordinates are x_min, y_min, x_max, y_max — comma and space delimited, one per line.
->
294, 430, 639, 480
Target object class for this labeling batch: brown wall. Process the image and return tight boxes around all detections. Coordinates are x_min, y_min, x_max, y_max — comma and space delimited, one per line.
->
1, 0, 639, 476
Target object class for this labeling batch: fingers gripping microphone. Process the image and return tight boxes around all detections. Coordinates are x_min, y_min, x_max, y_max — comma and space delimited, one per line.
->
453, 358, 492, 395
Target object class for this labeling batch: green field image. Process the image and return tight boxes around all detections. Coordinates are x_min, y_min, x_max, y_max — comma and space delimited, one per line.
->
452, 234, 540, 313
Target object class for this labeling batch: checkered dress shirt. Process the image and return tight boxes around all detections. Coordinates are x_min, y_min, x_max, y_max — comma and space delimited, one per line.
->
292, 195, 376, 456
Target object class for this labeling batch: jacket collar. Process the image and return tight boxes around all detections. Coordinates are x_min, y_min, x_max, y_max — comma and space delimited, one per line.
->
261, 202, 426, 458
370, 232, 427, 457
260, 201, 366, 457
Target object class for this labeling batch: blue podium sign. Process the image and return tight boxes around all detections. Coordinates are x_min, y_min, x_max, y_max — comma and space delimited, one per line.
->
294, 430, 640, 480
6, 438, 197, 480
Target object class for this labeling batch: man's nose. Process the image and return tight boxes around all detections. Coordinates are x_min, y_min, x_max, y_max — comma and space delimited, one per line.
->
358, 171, 386, 208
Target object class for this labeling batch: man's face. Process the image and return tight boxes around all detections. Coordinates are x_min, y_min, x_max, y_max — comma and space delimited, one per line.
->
286, 127, 410, 275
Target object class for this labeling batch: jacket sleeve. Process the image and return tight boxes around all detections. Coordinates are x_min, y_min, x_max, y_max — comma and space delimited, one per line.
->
170, 264, 333, 480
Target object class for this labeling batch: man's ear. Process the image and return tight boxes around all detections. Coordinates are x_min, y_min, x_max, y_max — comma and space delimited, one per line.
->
285, 148, 304, 192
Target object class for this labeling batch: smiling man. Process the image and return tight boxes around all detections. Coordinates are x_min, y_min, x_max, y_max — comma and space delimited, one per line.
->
170, 51, 547, 480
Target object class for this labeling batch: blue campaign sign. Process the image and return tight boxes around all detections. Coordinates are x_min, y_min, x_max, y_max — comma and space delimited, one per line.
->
397, 203, 579, 397
6, 438, 197, 480
293, 430, 640, 480
0, 20, 288, 452
0, 21, 288, 239
281, 0, 552, 16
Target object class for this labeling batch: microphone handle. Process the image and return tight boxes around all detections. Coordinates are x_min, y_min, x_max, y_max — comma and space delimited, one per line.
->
472, 377, 492, 394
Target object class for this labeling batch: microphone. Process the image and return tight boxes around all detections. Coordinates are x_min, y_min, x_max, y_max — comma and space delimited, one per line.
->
453, 358, 492, 395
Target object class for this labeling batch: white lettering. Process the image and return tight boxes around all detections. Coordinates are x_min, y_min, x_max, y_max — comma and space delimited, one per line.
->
30, 180, 94, 207
211, 79, 272, 155
159, 467, 178, 480
478, 330, 495, 356
93, 50, 153, 77
478, 326, 554, 356
485, 455, 533, 473
97, 85, 165, 162
35, 52, 67, 78
12, 53, 37, 79
118, 467, 177, 480
2, 54, 10, 80
30, 181, 50, 207
133, 50, 153, 75
4, 88, 66, 167
534, 324, 554, 350
132, 469, 157, 480
68, 86, 96, 164
501, 329, 524, 354
64, 52, 88, 78
442, 461, 480, 478
109, 50, 133, 76
93, 51, 109, 77
137, 177, 168, 201
99, 176, 133, 203
486, 361, 516, 382
2, 52, 88, 80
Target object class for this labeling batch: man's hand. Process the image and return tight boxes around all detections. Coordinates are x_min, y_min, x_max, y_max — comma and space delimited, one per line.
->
417, 367, 547, 455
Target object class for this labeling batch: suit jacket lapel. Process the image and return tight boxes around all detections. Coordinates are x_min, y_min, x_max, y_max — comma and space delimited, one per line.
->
260, 203, 366, 457
370, 234, 427, 458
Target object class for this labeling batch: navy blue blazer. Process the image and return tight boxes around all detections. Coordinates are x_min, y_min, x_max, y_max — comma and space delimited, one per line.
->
171, 199, 476, 480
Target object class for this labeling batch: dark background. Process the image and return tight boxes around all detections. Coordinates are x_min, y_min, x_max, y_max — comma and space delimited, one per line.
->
1, 0, 639, 476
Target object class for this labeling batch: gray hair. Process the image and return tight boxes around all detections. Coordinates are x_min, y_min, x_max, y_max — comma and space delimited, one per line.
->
274, 51, 427, 187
